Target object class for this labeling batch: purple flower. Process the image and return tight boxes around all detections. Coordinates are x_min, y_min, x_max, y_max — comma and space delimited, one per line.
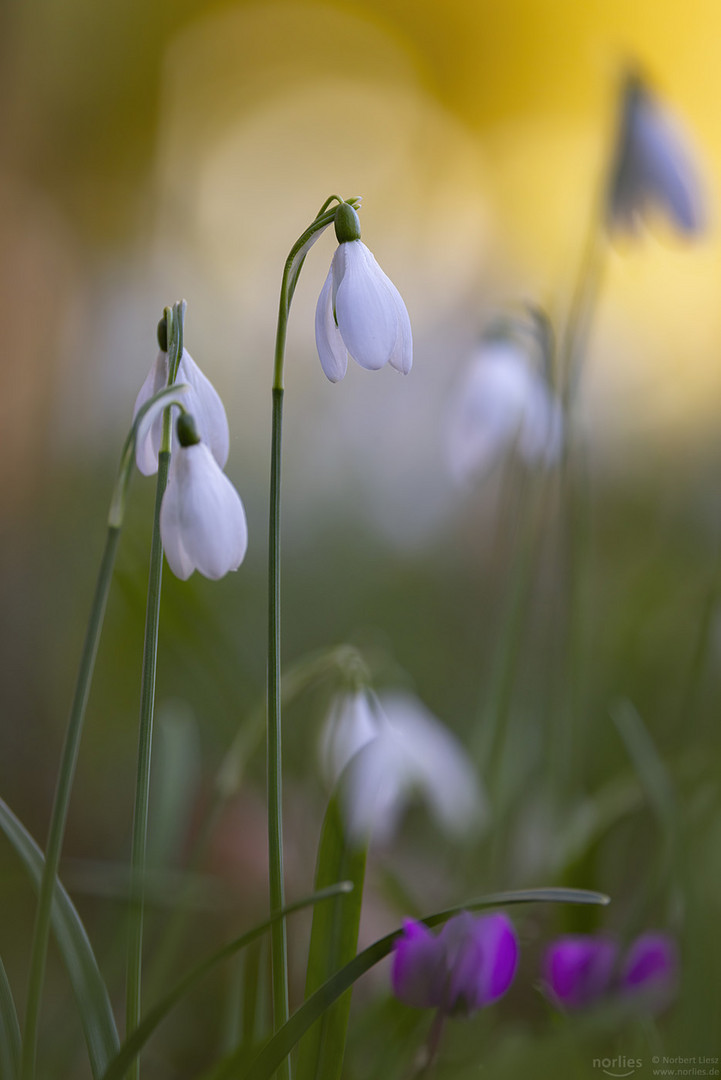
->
392, 912, 518, 1016
392, 920, 446, 1010
543, 931, 678, 1015
620, 932, 677, 1009
543, 935, 618, 1011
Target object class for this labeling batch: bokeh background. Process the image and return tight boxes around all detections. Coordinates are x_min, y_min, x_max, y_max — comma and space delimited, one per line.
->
1, 0, 720, 1076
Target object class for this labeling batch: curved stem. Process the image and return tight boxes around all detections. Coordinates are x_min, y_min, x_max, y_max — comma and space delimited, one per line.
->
266, 198, 355, 1078
21, 525, 122, 1080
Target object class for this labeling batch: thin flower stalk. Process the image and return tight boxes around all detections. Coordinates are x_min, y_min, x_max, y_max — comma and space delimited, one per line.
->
125, 301, 186, 1079
267, 196, 366, 1079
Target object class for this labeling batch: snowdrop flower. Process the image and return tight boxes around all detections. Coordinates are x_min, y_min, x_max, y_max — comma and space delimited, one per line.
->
133, 322, 229, 476
159, 414, 247, 581
446, 332, 563, 485
315, 202, 412, 382
543, 931, 678, 1014
607, 70, 705, 236
543, 935, 618, 1011
392, 912, 518, 1015
319, 688, 483, 845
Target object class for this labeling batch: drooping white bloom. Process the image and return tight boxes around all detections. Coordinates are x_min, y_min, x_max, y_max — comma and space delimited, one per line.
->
133, 348, 230, 476
446, 337, 563, 485
159, 423, 247, 581
607, 72, 705, 236
319, 688, 483, 844
315, 203, 412, 382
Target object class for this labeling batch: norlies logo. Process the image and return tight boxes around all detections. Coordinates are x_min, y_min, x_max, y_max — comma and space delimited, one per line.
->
593, 1056, 643, 1077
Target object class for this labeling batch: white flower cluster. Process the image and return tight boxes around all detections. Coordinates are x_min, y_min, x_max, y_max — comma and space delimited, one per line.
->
133, 347, 247, 580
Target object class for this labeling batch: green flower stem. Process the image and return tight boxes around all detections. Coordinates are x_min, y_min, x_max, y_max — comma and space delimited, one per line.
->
266, 198, 359, 1078
125, 302, 184, 1079
267, 384, 289, 1079
559, 219, 606, 411
21, 524, 121, 1080
124, 447, 169, 1076
554, 207, 608, 801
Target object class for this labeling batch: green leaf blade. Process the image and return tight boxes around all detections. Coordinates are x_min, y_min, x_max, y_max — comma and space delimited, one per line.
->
0, 956, 21, 1080
296, 796, 367, 1080
0, 799, 120, 1080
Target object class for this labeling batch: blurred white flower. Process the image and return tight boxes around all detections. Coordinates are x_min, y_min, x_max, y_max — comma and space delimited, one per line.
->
319, 688, 484, 844
607, 71, 705, 236
315, 203, 412, 382
133, 347, 229, 476
446, 336, 563, 484
159, 416, 247, 581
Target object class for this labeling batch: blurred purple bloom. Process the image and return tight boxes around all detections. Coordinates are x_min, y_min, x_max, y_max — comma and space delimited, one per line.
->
392, 912, 518, 1016
543, 931, 678, 1014
607, 71, 705, 236
620, 932, 677, 1009
392, 920, 446, 1009
543, 935, 618, 1010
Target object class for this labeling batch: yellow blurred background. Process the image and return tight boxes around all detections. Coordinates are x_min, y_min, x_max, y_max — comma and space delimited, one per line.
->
1, 0, 720, 515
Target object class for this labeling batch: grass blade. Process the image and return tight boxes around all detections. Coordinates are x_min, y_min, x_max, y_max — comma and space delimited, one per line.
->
296, 795, 366, 1080
0, 799, 119, 1078
100, 882, 353, 1080
0, 956, 21, 1080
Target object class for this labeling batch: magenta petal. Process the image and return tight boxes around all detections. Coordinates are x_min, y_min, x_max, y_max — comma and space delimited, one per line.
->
620, 933, 678, 1011
439, 913, 482, 1013
481, 914, 519, 1003
544, 935, 618, 1010
439, 911, 518, 1013
391, 920, 444, 1009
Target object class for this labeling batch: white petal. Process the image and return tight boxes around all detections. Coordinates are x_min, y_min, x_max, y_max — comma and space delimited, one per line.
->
446, 345, 529, 483
318, 690, 380, 785
160, 444, 248, 580
314, 264, 348, 382
610, 84, 705, 235
341, 735, 407, 844
132, 352, 169, 475
636, 100, 704, 233
378, 692, 484, 836
387, 275, 413, 376
176, 350, 230, 468
518, 378, 564, 466
158, 459, 196, 580
334, 242, 398, 371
